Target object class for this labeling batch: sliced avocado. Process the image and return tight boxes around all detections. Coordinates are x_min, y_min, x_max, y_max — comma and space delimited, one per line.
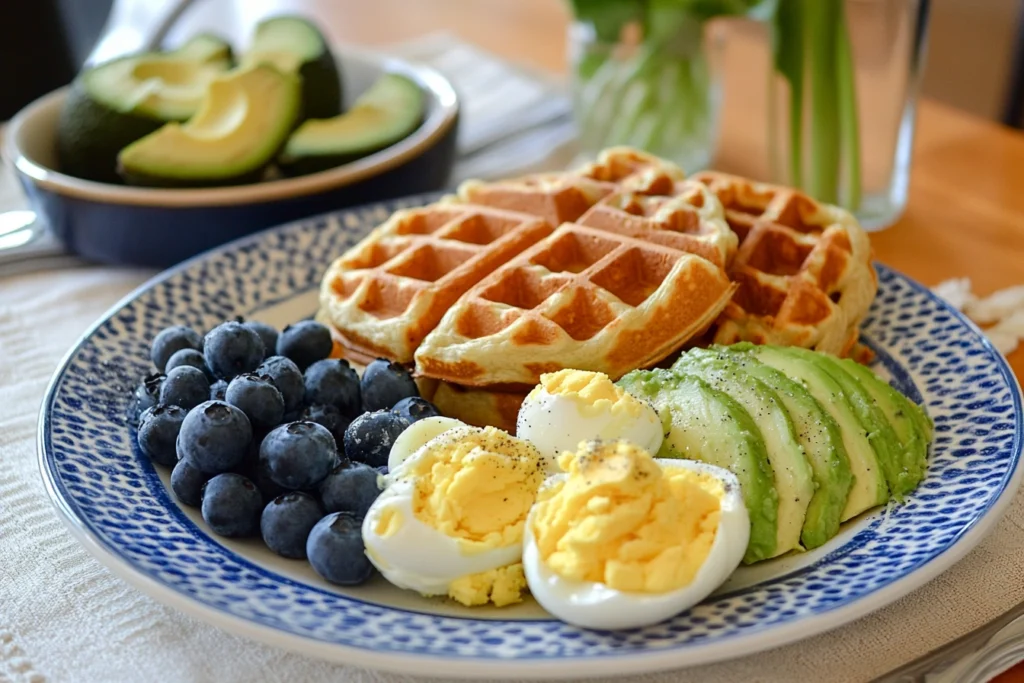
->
709, 346, 853, 549
243, 15, 341, 121
618, 369, 778, 564
678, 347, 852, 551
740, 345, 889, 521
117, 65, 301, 187
838, 358, 931, 496
56, 34, 234, 183
672, 352, 814, 558
278, 73, 425, 176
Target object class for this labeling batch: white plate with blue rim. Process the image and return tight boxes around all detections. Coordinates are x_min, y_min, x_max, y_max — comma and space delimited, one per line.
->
38, 195, 1024, 680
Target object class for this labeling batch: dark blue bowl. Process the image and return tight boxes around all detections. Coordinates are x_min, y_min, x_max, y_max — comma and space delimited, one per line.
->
3, 52, 459, 268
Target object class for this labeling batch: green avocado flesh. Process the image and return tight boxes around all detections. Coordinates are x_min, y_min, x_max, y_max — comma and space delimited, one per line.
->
838, 358, 930, 497
243, 15, 341, 121
56, 34, 234, 183
710, 347, 853, 550
617, 370, 779, 564
675, 347, 851, 551
740, 345, 890, 522
278, 73, 425, 176
616, 344, 931, 563
117, 65, 301, 186
672, 352, 814, 557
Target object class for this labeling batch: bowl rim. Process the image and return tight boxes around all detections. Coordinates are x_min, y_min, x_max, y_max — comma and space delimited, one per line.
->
1, 49, 459, 208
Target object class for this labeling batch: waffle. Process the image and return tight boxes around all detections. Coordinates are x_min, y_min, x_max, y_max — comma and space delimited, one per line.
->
575, 182, 738, 270
453, 146, 686, 225
691, 170, 877, 356
420, 380, 526, 433
318, 204, 553, 362
413, 222, 736, 386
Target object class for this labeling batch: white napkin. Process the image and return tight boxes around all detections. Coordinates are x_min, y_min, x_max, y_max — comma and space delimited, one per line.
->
4, 34, 1024, 683
933, 278, 1024, 355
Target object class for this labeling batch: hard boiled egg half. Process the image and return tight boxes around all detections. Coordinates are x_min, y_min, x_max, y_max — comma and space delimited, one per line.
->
522, 440, 749, 630
517, 369, 664, 462
362, 421, 551, 606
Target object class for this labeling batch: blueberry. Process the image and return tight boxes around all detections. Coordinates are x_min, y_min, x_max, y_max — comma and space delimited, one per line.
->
210, 379, 228, 401
176, 400, 252, 474
377, 465, 389, 476
151, 325, 203, 372
304, 359, 361, 417
361, 358, 419, 412
137, 404, 188, 466
225, 373, 285, 429
276, 320, 332, 371
243, 321, 278, 359
171, 459, 210, 507
260, 421, 337, 490
203, 321, 265, 381
261, 492, 324, 559
256, 356, 305, 413
318, 461, 382, 518
165, 348, 212, 379
159, 365, 211, 410
128, 372, 165, 425
306, 512, 374, 585
391, 396, 441, 424
201, 473, 262, 538
343, 410, 409, 467
300, 404, 351, 445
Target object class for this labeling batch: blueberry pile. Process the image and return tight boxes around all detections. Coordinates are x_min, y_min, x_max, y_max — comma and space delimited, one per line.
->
131, 318, 441, 586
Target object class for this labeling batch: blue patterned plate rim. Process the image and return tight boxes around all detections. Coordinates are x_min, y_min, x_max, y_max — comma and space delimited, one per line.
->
36, 196, 1024, 680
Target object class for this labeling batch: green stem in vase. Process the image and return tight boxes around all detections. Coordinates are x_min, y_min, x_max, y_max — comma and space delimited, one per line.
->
804, 0, 840, 204
835, 5, 862, 210
771, 0, 804, 189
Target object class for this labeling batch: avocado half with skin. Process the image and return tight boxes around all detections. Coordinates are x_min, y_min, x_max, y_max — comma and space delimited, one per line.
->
56, 34, 234, 184
117, 65, 301, 187
278, 73, 425, 177
242, 15, 341, 121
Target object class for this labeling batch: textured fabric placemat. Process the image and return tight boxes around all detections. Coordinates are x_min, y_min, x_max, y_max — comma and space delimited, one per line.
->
2, 35, 1023, 683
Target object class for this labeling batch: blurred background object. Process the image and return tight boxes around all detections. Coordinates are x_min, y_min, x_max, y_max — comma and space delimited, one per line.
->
3, 0, 1022, 127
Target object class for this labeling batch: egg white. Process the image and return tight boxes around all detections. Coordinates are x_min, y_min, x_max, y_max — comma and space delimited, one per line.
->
387, 416, 466, 473
361, 479, 522, 596
516, 388, 664, 463
522, 458, 749, 630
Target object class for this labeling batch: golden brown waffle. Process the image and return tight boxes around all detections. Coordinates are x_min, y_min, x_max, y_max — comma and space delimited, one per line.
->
413, 222, 736, 386
453, 146, 686, 225
318, 204, 554, 362
575, 181, 738, 270
691, 170, 877, 356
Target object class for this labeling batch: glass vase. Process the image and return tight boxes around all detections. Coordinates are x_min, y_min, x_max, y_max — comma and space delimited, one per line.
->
567, 14, 723, 172
765, 0, 931, 230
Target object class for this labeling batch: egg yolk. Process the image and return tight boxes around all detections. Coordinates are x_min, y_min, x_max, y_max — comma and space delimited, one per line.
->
447, 563, 528, 607
531, 441, 722, 594
405, 426, 546, 554
527, 369, 647, 419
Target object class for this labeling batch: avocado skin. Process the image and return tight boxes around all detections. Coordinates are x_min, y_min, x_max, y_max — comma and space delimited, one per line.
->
299, 48, 343, 121
56, 36, 234, 184
56, 82, 163, 184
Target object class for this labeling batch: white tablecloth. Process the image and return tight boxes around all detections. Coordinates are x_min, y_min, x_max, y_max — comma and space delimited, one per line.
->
3, 35, 1024, 683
